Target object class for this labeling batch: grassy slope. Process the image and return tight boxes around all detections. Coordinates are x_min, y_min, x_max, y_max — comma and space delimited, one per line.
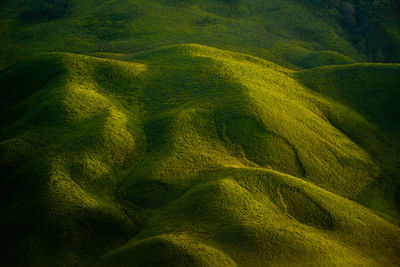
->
1, 44, 399, 266
0, 0, 365, 70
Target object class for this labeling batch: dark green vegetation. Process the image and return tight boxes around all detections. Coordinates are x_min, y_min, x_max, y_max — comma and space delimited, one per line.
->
1, 0, 400, 266
1, 0, 400, 70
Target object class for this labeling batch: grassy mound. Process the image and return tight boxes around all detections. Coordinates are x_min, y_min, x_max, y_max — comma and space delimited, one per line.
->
98, 233, 237, 267
297, 50, 355, 68
1, 44, 399, 266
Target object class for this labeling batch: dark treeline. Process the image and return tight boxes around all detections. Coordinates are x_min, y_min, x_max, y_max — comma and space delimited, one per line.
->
19, 0, 71, 22
299, 0, 400, 62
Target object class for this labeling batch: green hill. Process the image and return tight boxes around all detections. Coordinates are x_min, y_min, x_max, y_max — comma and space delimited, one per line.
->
1, 45, 399, 266
1, 0, 400, 266
1, 0, 400, 70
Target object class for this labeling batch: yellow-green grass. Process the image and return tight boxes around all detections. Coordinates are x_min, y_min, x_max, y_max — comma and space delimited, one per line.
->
296, 50, 356, 68
1, 44, 399, 266
0, 0, 364, 70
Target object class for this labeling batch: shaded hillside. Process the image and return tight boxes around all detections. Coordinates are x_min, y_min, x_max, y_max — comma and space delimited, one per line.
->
1, 45, 399, 266
299, 0, 400, 62
0, 0, 399, 70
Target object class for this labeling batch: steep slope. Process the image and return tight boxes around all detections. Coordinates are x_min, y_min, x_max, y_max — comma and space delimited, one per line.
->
1, 0, 399, 70
1, 44, 399, 266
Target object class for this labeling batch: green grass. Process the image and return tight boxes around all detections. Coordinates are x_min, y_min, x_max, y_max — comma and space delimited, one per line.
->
1, 44, 399, 266
1, 0, 399, 71
0, 0, 368, 70
296, 50, 356, 68
294, 63, 400, 127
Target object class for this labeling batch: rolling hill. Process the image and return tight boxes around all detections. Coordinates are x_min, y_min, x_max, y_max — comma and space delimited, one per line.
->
1, 0, 400, 70
0, 0, 400, 266
1, 44, 399, 266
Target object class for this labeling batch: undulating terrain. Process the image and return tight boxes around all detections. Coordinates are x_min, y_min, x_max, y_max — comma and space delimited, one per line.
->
0, 0, 399, 266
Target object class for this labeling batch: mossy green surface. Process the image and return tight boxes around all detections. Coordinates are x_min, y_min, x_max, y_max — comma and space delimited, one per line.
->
1, 44, 399, 266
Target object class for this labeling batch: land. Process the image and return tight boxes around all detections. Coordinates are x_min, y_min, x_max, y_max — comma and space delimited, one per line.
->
1, 0, 399, 266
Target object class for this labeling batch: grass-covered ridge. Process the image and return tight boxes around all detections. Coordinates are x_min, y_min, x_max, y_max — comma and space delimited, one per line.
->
1, 0, 399, 70
1, 44, 399, 266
